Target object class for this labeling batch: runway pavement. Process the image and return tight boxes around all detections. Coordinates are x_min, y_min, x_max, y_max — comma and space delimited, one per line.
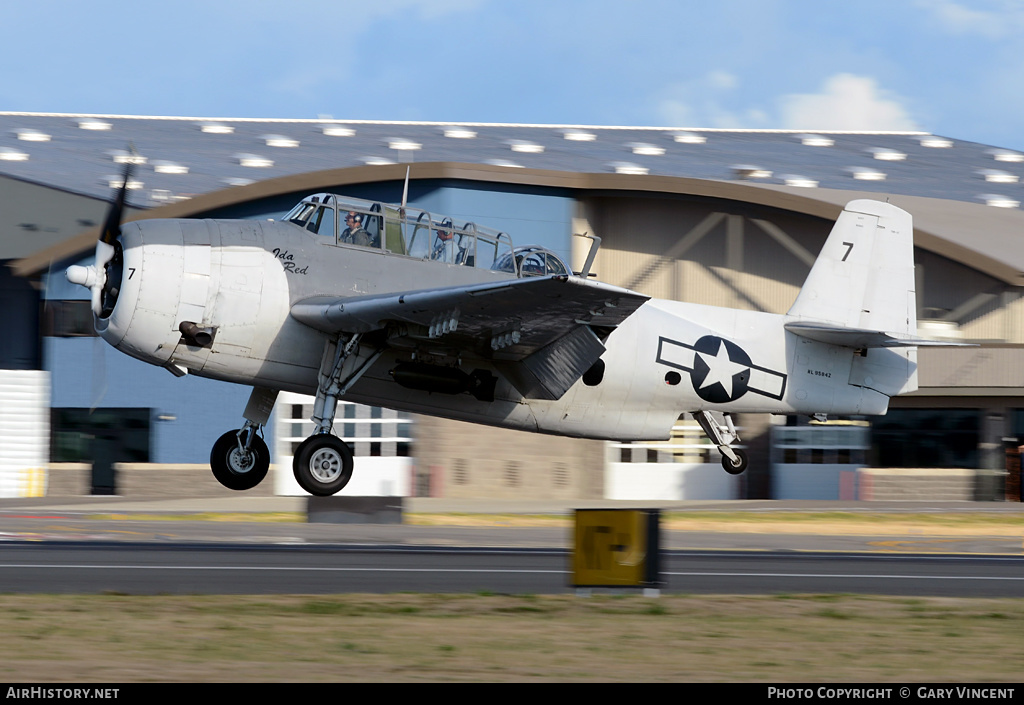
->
0, 496, 1020, 554
0, 496, 1020, 595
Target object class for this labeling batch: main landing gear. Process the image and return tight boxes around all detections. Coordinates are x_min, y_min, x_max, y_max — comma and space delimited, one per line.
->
293, 334, 381, 496
692, 410, 748, 475
208, 336, 383, 496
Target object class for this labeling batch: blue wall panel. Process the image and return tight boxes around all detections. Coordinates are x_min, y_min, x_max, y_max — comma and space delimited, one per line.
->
45, 338, 267, 465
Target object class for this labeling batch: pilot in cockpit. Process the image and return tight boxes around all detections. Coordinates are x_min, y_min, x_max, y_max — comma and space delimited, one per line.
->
341, 212, 372, 247
431, 225, 456, 263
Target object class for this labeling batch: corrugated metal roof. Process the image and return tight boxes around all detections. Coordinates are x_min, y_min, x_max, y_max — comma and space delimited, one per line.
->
0, 112, 1018, 210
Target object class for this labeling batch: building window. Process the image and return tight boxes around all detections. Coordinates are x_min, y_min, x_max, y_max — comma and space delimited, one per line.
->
772, 423, 869, 466
453, 459, 468, 485
43, 301, 97, 337
279, 400, 413, 459
871, 409, 979, 468
552, 462, 569, 488
50, 408, 151, 463
505, 461, 520, 487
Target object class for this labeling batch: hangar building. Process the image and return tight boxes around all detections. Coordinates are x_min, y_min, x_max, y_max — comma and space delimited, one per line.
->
3, 112, 1023, 500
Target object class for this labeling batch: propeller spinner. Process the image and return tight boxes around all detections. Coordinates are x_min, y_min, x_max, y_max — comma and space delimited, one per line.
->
66, 163, 133, 318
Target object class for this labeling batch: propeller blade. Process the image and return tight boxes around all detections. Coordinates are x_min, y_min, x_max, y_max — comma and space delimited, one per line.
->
67, 157, 134, 317
99, 161, 133, 245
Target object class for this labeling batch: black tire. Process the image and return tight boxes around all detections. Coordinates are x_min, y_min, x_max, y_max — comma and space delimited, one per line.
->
293, 435, 354, 496
210, 430, 270, 490
721, 448, 748, 475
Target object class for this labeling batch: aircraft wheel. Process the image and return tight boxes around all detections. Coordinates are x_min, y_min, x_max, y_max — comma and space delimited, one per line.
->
293, 435, 354, 496
721, 448, 748, 475
210, 430, 270, 490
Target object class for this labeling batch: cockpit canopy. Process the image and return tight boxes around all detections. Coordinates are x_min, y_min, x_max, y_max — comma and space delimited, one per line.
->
493, 245, 570, 277
283, 193, 570, 278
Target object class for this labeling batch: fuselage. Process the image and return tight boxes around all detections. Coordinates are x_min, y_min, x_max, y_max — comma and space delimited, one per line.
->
97, 211, 897, 443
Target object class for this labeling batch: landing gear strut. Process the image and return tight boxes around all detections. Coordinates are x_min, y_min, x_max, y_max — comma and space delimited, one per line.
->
292, 334, 383, 496
693, 410, 748, 475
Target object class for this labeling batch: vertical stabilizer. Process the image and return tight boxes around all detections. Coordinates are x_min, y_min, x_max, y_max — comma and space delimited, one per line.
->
787, 200, 916, 337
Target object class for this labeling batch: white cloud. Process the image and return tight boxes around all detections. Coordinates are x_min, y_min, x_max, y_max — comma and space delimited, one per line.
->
656, 71, 769, 128
914, 0, 1024, 38
779, 74, 919, 131
706, 70, 738, 91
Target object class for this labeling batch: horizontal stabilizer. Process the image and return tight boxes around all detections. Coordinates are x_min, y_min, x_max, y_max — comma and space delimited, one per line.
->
785, 321, 974, 348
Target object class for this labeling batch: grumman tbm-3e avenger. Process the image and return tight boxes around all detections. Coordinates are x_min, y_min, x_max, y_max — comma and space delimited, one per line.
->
66, 167, 950, 496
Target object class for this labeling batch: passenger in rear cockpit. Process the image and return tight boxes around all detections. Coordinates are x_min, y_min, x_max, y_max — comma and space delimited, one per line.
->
341, 212, 372, 247
431, 227, 456, 263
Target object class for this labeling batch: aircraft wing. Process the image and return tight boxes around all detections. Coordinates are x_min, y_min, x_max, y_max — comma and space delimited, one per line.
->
290, 275, 649, 400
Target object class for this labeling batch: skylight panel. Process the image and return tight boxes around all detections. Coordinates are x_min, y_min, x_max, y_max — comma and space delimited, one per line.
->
103, 175, 142, 189
918, 135, 952, 148
153, 160, 189, 175
608, 161, 648, 175
989, 148, 1024, 163
976, 169, 1018, 184
867, 147, 906, 161
507, 140, 544, 153
847, 166, 886, 181
670, 131, 706, 144
796, 134, 834, 147
108, 149, 147, 165
732, 165, 772, 179
150, 189, 190, 203
321, 125, 355, 137
361, 156, 396, 165
264, 134, 299, 148
223, 177, 254, 187
77, 118, 111, 131
627, 142, 665, 156
387, 138, 421, 151
442, 127, 477, 139
562, 130, 596, 141
978, 193, 1019, 208
0, 147, 28, 161
199, 122, 234, 134
14, 129, 50, 142
235, 153, 274, 168
780, 174, 818, 187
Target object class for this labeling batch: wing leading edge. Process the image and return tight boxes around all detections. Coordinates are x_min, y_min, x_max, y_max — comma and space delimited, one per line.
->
290, 275, 650, 400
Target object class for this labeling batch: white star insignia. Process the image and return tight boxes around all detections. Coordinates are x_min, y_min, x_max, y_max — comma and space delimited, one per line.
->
697, 340, 748, 398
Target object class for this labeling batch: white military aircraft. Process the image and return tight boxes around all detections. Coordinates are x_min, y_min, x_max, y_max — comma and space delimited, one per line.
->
66, 167, 943, 496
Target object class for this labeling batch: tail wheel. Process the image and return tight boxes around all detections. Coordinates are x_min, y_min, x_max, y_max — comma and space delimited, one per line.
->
211, 430, 270, 490
721, 448, 748, 475
293, 435, 354, 496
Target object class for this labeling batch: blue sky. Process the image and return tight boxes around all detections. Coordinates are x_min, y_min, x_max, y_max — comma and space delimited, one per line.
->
2, 0, 1022, 150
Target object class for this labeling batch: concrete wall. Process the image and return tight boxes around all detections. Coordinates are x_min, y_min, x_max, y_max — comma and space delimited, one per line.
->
858, 467, 988, 501
46, 462, 276, 497
412, 414, 605, 499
